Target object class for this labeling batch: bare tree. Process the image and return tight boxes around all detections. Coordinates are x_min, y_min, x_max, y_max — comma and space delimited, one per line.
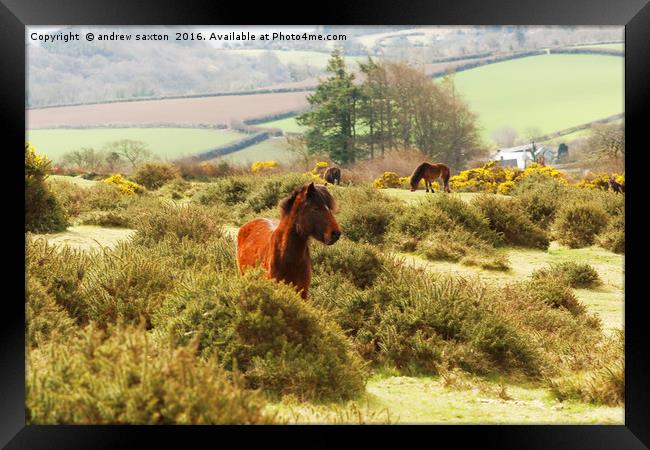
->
491, 127, 519, 148
104, 139, 152, 170
587, 123, 625, 160
286, 135, 312, 171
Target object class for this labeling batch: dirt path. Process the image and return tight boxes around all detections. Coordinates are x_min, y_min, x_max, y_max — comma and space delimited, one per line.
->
32, 225, 136, 251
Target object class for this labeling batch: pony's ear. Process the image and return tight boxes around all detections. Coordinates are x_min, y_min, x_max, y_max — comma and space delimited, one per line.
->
279, 189, 299, 216
306, 182, 316, 196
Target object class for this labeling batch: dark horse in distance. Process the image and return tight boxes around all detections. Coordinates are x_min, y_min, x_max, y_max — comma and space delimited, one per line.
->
609, 176, 625, 194
237, 182, 341, 299
409, 162, 451, 193
324, 167, 341, 185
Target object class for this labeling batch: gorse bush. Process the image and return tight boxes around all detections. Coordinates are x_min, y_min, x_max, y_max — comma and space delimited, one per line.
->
133, 162, 180, 190
79, 209, 131, 228
472, 194, 549, 249
77, 243, 181, 327
156, 271, 367, 401
25, 142, 69, 233
195, 177, 254, 206
513, 189, 560, 229
103, 174, 145, 195
426, 195, 502, 246
311, 265, 541, 376
597, 214, 624, 254
27, 323, 277, 424
244, 173, 312, 213
311, 239, 387, 289
26, 277, 77, 349
26, 238, 90, 322
517, 277, 586, 316
333, 186, 403, 245
549, 330, 624, 406
531, 262, 602, 289
416, 227, 510, 271
132, 202, 225, 246
553, 202, 609, 248
391, 195, 501, 246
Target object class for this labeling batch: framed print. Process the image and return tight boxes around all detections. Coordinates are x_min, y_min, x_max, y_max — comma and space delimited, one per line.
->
3, 0, 649, 448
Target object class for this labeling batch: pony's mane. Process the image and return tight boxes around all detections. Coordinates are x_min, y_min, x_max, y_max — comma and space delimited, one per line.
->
279, 184, 336, 217
410, 162, 429, 187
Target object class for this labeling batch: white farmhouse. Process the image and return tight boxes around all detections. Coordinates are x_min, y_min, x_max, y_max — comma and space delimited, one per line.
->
492, 143, 555, 169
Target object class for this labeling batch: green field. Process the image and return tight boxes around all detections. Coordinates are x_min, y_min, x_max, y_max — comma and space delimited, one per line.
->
256, 116, 306, 133
448, 54, 623, 142
214, 137, 296, 165
567, 43, 624, 51
27, 128, 246, 162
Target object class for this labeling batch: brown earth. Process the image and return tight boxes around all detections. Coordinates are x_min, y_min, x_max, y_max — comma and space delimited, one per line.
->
27, 91, 311, 128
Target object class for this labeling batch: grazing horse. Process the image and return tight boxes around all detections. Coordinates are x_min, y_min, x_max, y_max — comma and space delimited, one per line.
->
609, 176, 625, 194
236, 182, 341, 299
324, 167, 341, 185
409, 162, 451, 193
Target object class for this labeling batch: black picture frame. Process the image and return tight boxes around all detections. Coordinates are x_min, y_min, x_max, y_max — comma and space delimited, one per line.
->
3, 0, 648, 448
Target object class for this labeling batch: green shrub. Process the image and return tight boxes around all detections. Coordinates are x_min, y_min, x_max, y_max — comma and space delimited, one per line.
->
84, 182, 131, 211
391, 195, 501, 246
472, 194, 549, 249
195, 177, 254, 206
26, 277, 77, 348
27, 324, 277, 424
311, 239, 386, 289
140, 234, 237, 275
391, 201, 456, 239
133, 162, 180, 190
511, 171, 567, 197
549, 330, 624, 406
553, 202, 609, 248
77, 243, 181, 327
597, 214, 624, 254
132, 202, 225, 246
334, 186, 403, 245
79, 209, 131, 228
26, 237, 90, 322
489, 283, 604, 374
518, 277, 586, 316
25, 143, 69, 233
425, 195, 502, 245
531, 262, 602, 289
416, 227, 511, 271
157, 271, 367, 401
515, 190, 560, 229
47, 179, 90, 218
311, 265, 542, 377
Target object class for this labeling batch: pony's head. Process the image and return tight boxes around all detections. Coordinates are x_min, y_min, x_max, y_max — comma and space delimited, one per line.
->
280, 182, 341, 245
409, 163, 426, 192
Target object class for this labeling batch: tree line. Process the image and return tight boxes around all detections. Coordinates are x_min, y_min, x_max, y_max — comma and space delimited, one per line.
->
296, 50, 486, 168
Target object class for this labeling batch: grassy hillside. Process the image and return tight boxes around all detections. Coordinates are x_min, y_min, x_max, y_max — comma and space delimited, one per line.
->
213, 137, 296, 165
27, 128, 246, 161
449, 54, 623, 141
255, 116, 306, 134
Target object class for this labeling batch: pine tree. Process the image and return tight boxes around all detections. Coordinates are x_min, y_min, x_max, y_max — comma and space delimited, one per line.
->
296, 49, 361, 164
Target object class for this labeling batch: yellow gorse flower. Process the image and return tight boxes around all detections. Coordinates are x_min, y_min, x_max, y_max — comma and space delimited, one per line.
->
103, 174, 145, 195
251, 160, 278, 174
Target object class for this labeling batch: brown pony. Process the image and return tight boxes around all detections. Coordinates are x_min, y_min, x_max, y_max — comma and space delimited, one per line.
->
324, 167, 341, 185
236, 182, 341, 299
409, 162, 451, 193
609, 176, 625, 194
